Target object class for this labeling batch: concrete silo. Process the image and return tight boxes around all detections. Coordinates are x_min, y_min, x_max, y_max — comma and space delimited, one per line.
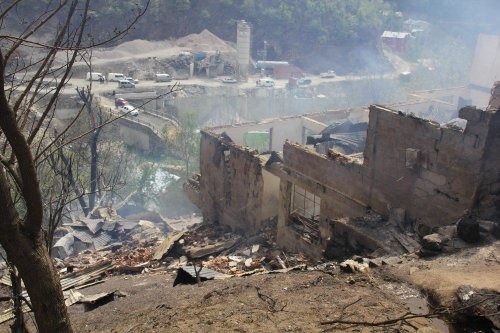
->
236, 20, 251, 81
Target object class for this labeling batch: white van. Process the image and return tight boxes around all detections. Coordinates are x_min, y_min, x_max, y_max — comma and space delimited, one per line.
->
86, 72, 104, 81
256, 78, 275, 87
118, 80, 135, 88
108, 73, 125, 82
155, 74, 172, 82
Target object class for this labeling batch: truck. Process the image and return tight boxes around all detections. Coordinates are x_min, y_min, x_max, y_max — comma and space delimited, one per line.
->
107, 73, 125, 82
320, 70, 336, 78
86, 72, 105, 81
155, 73, 172, 82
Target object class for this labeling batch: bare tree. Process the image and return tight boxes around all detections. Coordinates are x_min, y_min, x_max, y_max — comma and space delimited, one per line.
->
166, 109, 200, 179
0, 1, 148, 332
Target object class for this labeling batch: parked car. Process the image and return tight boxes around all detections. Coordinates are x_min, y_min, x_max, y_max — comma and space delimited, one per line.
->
320, 70, 336, 78
256, 78, 275, 87
222, 77, 237, 84
297, 78, 312, 87
115, 98, 128, 107
118, 79, 135, 88
125, 77, 139, 84
119, 104, 139, 116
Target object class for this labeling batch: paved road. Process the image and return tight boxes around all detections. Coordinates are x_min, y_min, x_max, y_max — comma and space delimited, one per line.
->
67, 71, 397, 95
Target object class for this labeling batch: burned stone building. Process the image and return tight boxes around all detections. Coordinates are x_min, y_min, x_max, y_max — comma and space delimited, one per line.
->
185, 83, 500, 259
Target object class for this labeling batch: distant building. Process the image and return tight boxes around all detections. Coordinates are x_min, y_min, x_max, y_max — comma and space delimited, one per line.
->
381, 31, 410, 53
273, 65, 304, 80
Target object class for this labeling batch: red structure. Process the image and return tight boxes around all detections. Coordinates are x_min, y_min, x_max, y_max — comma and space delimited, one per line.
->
273, 65, 304, 80
381, 31, 409, 53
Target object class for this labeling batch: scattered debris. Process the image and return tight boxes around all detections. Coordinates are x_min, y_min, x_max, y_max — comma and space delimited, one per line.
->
454, 286, 500, 328
80, 291, 117, 311
153, 231, 186, 260
339, 259, 370, 273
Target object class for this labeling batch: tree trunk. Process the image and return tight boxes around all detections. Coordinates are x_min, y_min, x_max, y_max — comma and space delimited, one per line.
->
9, 267, 28, 333
1, 229, 73, 333
59, 150, 89, 216
88, 132, 98, 214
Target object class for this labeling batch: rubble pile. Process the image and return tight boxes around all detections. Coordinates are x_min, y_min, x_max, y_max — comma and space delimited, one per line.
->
55, 238, 160, 276
52, 208, 173, 260
156, 222, 311, 276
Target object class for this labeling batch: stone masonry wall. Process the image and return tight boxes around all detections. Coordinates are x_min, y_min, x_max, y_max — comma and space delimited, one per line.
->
198, 131, 268, 234
363, 105, 486, 226
281, 104, 495, 230
475, 82, 500, 218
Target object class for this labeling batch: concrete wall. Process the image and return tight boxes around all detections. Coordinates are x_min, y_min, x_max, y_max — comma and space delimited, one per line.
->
215, 117, 306, 150
169, 92, 333, 127
117, 118, 163, 151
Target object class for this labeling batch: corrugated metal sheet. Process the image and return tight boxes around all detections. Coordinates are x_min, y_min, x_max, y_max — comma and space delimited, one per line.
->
0, 261, 115, 324
80, 218, 105, 234
92, 232, 113, 249
70, 228, 94, 244
179, 266, 230, 280
381, 31, 409, 39
68, 228, 113, 249
117, 220, 138, 231
101, 222, 119, 231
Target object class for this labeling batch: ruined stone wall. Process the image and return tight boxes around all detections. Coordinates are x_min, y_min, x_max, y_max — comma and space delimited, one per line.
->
199, 131, 274, 234
475, 84, 500, 218
364, 105, 486, 226
282, 142, 369, 214
274, 144, 368, 257
279, 104, 494, 233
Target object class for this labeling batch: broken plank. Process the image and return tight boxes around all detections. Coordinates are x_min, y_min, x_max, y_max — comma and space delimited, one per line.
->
184, 237, 241, 259
276, 255, 287, 269
391, 231, 420, 253
80, 292, 115, 311
152, 231, 186, 261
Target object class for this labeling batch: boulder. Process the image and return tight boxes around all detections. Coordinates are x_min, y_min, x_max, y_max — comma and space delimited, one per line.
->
456, 216, 481, 243
339, 259, 369, 273
421, 233, 443, 251
418, 248, 440, 258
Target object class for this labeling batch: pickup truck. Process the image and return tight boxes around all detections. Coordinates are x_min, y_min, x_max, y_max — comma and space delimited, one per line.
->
320, 70, 336, 78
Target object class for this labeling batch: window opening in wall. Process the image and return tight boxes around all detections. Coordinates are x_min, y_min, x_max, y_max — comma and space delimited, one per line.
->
288, 184, 320, 243
243, 130, 270, 153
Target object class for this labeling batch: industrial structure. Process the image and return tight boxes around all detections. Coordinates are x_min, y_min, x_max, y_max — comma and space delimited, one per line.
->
236, 20, 251, 81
